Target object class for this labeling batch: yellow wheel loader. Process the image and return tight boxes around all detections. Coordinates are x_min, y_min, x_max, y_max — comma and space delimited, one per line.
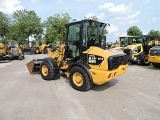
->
117, 35, 134, 51
26, 20, 128, 91
123, 35, 158, 66
32, 43, 48, 54
6, 40, 25, 60
0, 41, 12, 61
0, 42, 6, 61
148, 37, 160, 68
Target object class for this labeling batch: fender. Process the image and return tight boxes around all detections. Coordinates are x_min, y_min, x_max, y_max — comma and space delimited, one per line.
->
43, 57, 59, 74
68, 62, 93, 83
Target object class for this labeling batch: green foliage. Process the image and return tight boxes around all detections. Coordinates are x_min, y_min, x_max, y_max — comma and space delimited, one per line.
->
31, 40, 36, 46
83, 16, 99, 21
44, 13, 73, 44
148, 30, 160, 36
6, 10, 43, 45
127, 26, 142, 36
0, 12, 10, 38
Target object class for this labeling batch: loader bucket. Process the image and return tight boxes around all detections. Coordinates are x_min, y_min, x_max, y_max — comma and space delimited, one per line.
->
26, 59, 43, 73
23, 48, 34, 55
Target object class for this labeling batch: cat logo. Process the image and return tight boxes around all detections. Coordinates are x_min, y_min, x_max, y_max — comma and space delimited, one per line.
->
89, 59, 96, 63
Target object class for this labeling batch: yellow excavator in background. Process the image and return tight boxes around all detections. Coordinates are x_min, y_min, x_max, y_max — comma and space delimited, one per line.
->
148, 36, 160, 68
26, 20, 128, 91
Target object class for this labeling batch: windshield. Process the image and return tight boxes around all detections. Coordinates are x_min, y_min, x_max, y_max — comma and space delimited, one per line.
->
82, 21, 106, 46
9, 41, 19, 48
120, 37, 133, 47
133, 36, 143, 44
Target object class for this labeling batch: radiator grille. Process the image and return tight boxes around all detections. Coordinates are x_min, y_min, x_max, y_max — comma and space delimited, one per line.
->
108, 54, 128, 70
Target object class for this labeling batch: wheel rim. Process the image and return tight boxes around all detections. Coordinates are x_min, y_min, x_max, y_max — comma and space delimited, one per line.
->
42, 65, 48, 76
72, 72, 83, 87
144, 57, 149, 64
36, 49, 39, 53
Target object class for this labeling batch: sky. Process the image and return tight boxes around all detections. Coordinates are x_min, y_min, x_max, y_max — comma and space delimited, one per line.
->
0, 0, 160, 42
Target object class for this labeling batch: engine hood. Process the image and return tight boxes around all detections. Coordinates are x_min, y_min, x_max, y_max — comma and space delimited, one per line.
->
83, 46, 126, 58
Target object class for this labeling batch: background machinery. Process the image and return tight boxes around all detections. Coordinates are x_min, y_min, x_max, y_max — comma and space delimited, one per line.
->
148, 36, 160, 68
0, 41, 11, 61
118, 35, 133, 51
119, 35, 133, 47
0, 41, 6, 61
31, 42, 48, 54
123, 35, 158, 65
6, 40, 25, 60
26, 20, 128, 91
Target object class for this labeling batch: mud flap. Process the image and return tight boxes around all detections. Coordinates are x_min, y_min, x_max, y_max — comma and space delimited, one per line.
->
26, 59, 43, 73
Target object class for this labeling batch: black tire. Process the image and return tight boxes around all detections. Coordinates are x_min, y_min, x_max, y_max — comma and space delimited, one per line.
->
9, 56, 14, 60
152, 63, 160, 68
43, 46, 48, 54
140, 54, 150, 66
69, 66, 93, 91
34, 47, 39, 54
19, 55, 24, 60
40, 61, 56, 80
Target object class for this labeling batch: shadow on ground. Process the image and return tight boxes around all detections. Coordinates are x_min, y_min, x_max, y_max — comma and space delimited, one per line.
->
29, 70, 120, 91
0, 60, 11, 63
29, 71, 61, 81
92, 79, 119, 91
128, 62, 160, 70
61, 73, 119, 91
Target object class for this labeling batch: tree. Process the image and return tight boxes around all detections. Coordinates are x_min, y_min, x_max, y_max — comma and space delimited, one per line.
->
148, 30, 160, 36
127, 26, 142, 36
6, 10, 43, 45
44, 13, 73, 44
0, 12, 10, 38
83, 15, 99, 21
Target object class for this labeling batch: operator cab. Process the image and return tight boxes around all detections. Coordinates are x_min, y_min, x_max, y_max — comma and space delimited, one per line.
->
8, 41, 19, 48
65, 20, 109, 60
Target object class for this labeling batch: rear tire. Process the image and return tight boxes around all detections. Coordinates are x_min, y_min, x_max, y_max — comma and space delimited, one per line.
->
152, 63, 160, 68
40, 61, 56, 80
69, 66, 93, 91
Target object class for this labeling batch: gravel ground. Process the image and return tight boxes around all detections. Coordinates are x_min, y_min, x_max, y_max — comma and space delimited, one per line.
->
0, 54, 160, 120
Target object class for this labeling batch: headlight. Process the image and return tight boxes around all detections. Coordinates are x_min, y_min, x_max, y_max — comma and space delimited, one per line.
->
134, 57, 137, 60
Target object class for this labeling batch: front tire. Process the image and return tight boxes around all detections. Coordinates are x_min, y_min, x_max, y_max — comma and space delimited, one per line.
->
140, 54, 150, 66
40, 61, 56, 80
69, 66, 93, 91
